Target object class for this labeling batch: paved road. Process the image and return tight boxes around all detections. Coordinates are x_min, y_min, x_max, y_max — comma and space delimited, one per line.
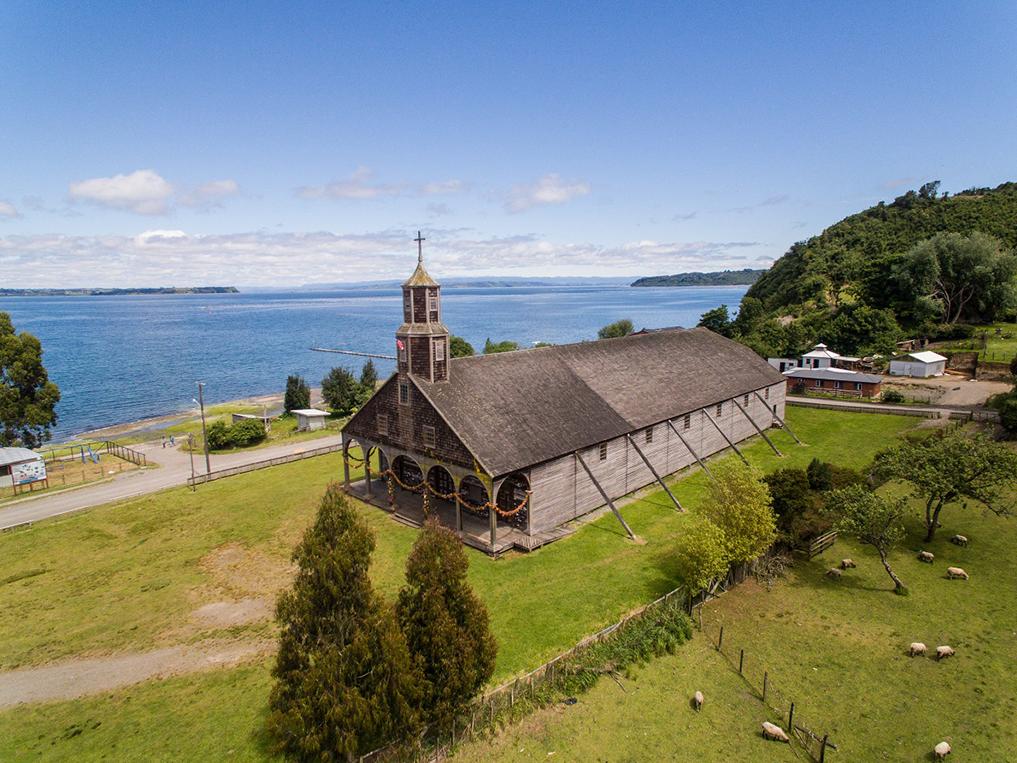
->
0, 435, 341, 530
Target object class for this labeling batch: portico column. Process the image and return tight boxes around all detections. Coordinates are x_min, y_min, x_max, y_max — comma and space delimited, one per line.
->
488, 477, 497, 551
454, 476, 464, 535
364, 447, 373, 497
341, 439, 351, 489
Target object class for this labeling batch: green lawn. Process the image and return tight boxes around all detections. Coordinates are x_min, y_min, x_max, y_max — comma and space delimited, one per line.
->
937, 321, 1017, 362
0, 408, 921, 760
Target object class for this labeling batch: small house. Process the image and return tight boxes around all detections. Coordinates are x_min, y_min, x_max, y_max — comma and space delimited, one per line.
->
0, 447, 46, 489
888, 351, 947, 378
292, 409, 329, 431
783, 367, 883, 398
799, 343, 860, 370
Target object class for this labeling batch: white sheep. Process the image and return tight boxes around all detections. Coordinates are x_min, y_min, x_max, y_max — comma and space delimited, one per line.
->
826, 567, 843, 579
936, 645, 955, 661
917, 550, 935, 563
950, 534, 968, 547
761, 721, 790, 743
909, 642, 927, 657
946, 567, 969, 580
693, 690, 704, 711
934, 740, 952, 758
840, 558, 856, 569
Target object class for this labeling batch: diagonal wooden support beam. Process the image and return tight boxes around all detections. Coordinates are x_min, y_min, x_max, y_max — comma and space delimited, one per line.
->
703, 409, 750, 466
626, 434, 683, 511
752, 390, 803, 445
733, 399, 782, 457
666, 419, 716, 483
575, 451, 636, 540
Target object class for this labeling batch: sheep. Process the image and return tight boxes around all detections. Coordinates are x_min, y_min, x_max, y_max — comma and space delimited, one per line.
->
946, 567, 969, 580
761, 721, 790, 743
950, 534, 968, 547
936, 645, 955, 661
693, 690, 704, 711
826, 567, 843, 579
909, 642, 927, 657
918, 550, 935, 563
934, 740, 952, 758
839, 558, 856, 569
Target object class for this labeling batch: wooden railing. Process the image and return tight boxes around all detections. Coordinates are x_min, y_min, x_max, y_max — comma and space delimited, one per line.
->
188, 442, 341, 486
104, 441, 147, 466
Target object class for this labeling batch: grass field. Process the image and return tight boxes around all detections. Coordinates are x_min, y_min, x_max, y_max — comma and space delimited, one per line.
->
0, 408, 948, 760
936, 321, 1017, 362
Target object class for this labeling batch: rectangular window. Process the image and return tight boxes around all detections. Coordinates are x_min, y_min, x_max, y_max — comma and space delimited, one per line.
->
834, 381, 842, 389
399, 382, 410, 405
599, 442, 608, 461
398, 346, 407, 364
743, 393, 750, 407
814, 379, 822, 388
428, 297, 438, 312
855, 382, 862, 391
434, 339, 445, 362
422, 425, 436, 448
645, 426, 653, 444
377, 414, 388, 435
683, 413, 691, 430
764, 387, 770, 400
715, 402, 723, 417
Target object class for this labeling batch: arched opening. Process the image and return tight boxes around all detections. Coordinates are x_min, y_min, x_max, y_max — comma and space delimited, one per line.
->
427, 464, 455, 498
392, 455, 423, 489
459, 475, 490, 516
496, 473, 530, 530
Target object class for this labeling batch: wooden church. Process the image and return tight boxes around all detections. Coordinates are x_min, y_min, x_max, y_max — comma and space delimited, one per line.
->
341, 238, 790, 554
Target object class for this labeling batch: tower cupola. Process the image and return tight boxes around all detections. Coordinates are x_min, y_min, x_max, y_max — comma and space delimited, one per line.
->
395, 231, 450, 383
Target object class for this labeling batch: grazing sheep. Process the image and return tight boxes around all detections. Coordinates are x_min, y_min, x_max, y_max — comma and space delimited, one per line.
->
909, 642, 927, 657
826, 567, 843, 579
840, 558, 856, 569
761, 721, 790, 743
936, 645, 955, 661
946, 567, 969, 580
934, 740, 952, 758
918, 550, 935, 563
693, 690, 704, 711
951, 534, 968, 547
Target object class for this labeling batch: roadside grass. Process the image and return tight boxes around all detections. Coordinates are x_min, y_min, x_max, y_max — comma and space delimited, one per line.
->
0, 455, 138, 506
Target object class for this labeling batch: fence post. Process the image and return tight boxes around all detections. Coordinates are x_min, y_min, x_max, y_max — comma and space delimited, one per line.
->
717, 626, 724, 652
738, 649, 744, 675
820, 734, 828, 762
788, 702, 794, 732
762, 671, 768, 703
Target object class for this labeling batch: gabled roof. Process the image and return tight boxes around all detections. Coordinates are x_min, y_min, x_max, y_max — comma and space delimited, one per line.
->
905, 351, 948, 364
411, 327, 785, 476
0, 447, 42, 467
783, 367, 884, 384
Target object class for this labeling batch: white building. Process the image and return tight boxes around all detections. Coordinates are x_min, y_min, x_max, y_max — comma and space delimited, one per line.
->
799, 343, 859, 369
0, 447, 46, 489
888, 351, 948, 378
292, 408, 329, 431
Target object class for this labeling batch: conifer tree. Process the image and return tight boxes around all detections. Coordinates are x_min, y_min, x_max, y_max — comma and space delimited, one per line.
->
267, 484, 421, 760
396, 518, 496, 731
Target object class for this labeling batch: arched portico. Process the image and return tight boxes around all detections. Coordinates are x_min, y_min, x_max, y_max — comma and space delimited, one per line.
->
495, 473, 530, 531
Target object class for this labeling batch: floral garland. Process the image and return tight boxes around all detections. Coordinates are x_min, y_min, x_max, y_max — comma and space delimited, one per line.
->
378, 468, 530, 517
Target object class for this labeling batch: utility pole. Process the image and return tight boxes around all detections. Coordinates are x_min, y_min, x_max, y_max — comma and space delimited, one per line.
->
197, 381, 211, 476
188, 433, 196, 491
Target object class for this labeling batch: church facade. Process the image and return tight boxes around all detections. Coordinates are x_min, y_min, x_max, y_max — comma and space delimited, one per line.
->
341, 241, 789, 554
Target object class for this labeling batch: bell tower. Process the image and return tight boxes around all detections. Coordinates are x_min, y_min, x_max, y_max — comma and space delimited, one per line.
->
395, 231, 450, 383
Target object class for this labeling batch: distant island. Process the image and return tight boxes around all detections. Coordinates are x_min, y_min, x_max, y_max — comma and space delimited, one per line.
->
630, 269, 766, 287
0, 287, 240, 297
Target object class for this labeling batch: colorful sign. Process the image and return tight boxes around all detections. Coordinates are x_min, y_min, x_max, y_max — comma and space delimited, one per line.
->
12, 459, 47, 486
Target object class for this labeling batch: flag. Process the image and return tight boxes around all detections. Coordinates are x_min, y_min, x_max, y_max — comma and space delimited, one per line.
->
396, 339, 405, 351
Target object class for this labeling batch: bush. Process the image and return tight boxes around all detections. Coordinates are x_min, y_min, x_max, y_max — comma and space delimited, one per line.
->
929, 323, 976, 341
205, 418, 267, 450
205, 420, 232, 450
881, 389, 905, 404
1000, 397, 1017, 434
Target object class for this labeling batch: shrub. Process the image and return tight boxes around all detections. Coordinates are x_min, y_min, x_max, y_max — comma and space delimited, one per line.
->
929, 323, 976, 341
1000, 397, 1017, 434
597, 319, 634, 339
204, 420, 232, 450
672, 517, 730, 594
699, 461, 776, 564
881, 389, 906, 404
230, 419, 267, 447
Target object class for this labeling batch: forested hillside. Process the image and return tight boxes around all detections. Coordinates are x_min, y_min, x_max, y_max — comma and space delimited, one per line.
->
705, 182, 1017, 357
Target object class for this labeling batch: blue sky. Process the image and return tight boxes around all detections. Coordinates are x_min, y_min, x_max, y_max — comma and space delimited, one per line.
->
2, 1, 1016, 287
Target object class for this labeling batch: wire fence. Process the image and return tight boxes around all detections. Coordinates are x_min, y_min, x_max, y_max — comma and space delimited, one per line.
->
187, 442, 342, 486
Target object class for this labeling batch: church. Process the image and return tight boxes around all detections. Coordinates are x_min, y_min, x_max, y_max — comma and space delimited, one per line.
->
341, 237, 789, 554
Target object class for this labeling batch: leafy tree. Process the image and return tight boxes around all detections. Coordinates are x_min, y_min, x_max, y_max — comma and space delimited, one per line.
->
872, 430, 1017, 541
0, 312, 60, 448
359, 360, 378, 391
830, 485, 908, 595
284, 374, 310, 413
597, 319, 634, 339
396, 518, 496, 731
321, 367, 360, 416
806, 457, 864, 491
267, 484, 421, 759
483, 338, 519, 354
673, 516, 730, 593
1000, 397, 1017, 434
699, 461, 776, 563
732, 296, 765, 335
205, 419, 232, 450
918, 180, 941, 201
449, 336, 475, 358
824, 304, 902, 355
697, 305, 733, 337
763, 467, 816, 543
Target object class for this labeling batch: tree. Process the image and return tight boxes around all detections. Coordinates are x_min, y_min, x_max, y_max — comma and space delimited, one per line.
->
449, 336, 474, 358
872, 430, 1017, 541
284, 374, 310, 413
321, 367, 360, 416
763, 467, 815, 543
597, 319, 634, 339
732, 296, 765, 335
673, 516, 730, 594
267, 484, 421, 759
830, 485, 908, 595
699, 461, 776, 563
396, 518, 496, 731
359, 360, 378, 391
0, 312, 60, 448
483, 338, 519, 354
697, 305, 733, 337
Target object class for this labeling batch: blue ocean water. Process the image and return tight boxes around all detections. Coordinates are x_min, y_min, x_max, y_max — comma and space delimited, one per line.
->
0, 285, 748, 438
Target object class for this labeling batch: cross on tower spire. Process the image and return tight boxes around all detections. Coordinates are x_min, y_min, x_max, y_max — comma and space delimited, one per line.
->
414, 230, 425, 263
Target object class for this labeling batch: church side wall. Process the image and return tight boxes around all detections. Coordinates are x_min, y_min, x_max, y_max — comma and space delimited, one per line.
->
528, 381, 788, 535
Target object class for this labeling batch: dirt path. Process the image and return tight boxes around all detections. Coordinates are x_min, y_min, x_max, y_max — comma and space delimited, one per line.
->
0, 639, 274, 709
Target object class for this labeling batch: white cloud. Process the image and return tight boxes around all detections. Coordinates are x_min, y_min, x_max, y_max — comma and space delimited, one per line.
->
506, 173, 591, 213
69, 169, 175, 215
0, 229, 763, 288
178, 179, 240, 209
420, 179, 465, 195
297, 168, 466, 201
0, 201, 19, 219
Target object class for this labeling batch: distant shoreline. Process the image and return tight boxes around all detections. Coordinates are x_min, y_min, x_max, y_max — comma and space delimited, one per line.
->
0, 287, 239, 297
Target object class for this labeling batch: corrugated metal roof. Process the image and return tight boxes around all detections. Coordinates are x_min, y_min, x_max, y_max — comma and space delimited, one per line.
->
784, 367, 884, 384
0, 447, 42, 467
906, 351, 948, 364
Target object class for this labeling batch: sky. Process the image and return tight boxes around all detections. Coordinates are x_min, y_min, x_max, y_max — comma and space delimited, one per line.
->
2, 1, 1017, 288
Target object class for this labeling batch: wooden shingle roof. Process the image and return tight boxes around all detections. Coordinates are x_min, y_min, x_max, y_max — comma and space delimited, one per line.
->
412, 327, 785, 477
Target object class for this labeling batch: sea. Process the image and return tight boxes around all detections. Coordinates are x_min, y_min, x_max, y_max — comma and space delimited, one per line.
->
0, 285, 748, 439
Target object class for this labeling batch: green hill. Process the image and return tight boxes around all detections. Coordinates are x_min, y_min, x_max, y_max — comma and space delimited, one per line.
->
631, 269, 765, 287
